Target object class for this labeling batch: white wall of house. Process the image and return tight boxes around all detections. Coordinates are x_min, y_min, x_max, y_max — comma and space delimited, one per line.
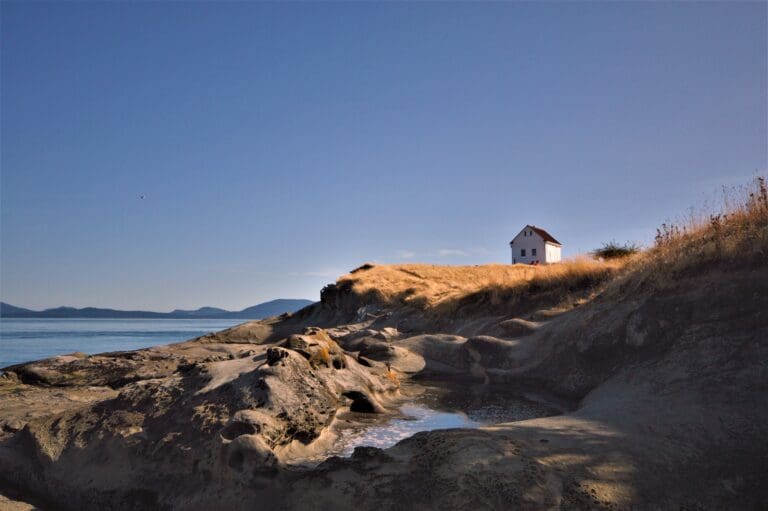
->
509, 227, 562, 264
510, 229, 544, 264
545, 243, 562, 263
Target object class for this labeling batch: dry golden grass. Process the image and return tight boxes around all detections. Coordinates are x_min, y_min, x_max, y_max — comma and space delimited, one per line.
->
338, 258, 626, 313
335, 176, 766, 315
632, 175, 768, 283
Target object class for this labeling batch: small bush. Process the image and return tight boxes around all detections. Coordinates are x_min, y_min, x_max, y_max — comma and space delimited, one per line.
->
593, 241, 640, 260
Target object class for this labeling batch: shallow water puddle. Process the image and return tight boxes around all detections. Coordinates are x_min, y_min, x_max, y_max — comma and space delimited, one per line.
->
292, 382, 568, 466
332, 404, 480, 457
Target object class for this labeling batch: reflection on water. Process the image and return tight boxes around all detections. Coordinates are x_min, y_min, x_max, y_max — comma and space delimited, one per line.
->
332, 403, 479, 457
318, 381, 567, 462
415, 380, 567, 424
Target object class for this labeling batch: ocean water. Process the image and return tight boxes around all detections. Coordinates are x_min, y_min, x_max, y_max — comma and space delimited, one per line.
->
0, 318, 243, 368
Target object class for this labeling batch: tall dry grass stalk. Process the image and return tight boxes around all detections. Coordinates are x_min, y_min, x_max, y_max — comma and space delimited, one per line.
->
645, 175, 767, 272
603, 175, 768, 297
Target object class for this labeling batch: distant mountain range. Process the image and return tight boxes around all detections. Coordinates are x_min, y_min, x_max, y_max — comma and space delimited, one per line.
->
0, 299, 314, 319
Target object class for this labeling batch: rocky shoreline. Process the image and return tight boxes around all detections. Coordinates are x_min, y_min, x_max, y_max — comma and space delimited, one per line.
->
1, 258, 767, 510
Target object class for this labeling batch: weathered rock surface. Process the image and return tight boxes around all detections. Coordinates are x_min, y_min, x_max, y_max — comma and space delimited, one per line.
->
1, 262, 767, 510
0, 327, 401, 509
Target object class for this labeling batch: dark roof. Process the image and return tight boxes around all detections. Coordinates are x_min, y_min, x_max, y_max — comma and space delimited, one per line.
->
509, 225, 562, 246
530, 225, 561, 245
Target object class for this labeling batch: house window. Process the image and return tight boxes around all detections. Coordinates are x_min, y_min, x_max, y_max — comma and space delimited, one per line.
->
521, 249, 526, 257
532, 248, 537, 256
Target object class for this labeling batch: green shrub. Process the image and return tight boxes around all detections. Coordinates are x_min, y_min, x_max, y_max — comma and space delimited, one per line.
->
593, 241, 640, 260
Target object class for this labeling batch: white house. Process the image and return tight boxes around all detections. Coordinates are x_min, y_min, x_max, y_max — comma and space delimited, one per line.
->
509, 225, 562, 264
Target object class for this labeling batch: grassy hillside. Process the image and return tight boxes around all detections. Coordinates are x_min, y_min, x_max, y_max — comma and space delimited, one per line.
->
337, 260, 625, 313
336, 176, 767, 316
634, 176, 767, 279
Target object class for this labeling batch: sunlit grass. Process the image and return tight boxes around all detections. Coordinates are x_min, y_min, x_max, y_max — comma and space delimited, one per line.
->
337, 258, 626, 313
333, 176, 766, 314
629, 175, 768, 286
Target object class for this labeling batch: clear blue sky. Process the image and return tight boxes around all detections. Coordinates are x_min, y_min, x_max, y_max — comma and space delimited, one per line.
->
1, 2, 766, 311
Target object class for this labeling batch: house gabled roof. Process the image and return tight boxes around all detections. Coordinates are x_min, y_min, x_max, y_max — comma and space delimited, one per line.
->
529, 225, 561, 245
509, 225, 562, 246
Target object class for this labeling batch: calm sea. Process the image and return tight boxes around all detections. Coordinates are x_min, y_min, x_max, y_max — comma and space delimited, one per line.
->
0, 318, 244, 368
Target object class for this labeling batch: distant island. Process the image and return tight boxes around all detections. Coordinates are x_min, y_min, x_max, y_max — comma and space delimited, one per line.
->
0, 299, 314, 319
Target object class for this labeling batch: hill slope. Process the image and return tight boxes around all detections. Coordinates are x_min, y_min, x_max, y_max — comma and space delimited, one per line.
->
0, 303, 33, 316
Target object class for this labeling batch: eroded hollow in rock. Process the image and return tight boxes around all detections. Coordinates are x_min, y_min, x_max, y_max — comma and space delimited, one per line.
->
221, 421, 258, 441
343, 391, 378, 413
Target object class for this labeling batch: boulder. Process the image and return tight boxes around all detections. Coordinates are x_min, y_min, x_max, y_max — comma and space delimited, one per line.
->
266, 347, 290, 366
499, 318, 539, 337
